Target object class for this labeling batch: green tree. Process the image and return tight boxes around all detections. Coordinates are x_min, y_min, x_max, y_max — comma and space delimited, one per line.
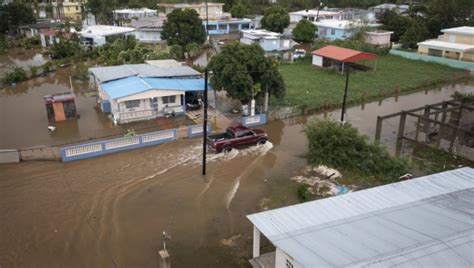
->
161, 9, 206, 47
400, 20, 429, 49
379, 10, 412, 42
207, 42, 285, 104
292, 19, 317, 42
231, 2, 247, 18
186, 42, 200, 57
261, 6, 290, 33
0, 3, 36, 35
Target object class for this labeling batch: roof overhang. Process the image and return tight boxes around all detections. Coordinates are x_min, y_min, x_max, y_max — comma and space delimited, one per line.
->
311, 45, 379, 62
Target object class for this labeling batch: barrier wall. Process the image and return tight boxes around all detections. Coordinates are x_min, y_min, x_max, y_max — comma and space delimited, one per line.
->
0, 149, 20, 163
389, 49, 474, 70
61, 129, 177, 162
242, 114, 267, 127
187, 124, 212, 138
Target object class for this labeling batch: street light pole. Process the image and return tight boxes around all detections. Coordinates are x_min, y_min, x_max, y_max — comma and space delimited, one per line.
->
202, 69, 209, 175
340, 64, 350, 123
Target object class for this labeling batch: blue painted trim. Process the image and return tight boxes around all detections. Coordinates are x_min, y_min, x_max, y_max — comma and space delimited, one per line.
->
242, 114, 267, 127
61, 129, 177, 162
187, 123, 212, 138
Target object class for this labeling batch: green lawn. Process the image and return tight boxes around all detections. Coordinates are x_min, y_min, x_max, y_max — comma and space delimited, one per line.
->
278, 55, 469, 110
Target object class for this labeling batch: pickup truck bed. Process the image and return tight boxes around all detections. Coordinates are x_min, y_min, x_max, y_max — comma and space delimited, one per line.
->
207, 125, 268, 153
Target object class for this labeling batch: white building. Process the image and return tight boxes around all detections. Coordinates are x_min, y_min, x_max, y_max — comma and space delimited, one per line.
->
289, 9, 342, 23
132, 15, 166, 43
79, 25, 135, 47
89, 61, 204, 124
248, 167, 474, 268
240, 29, 296, 52
315, 19, 380, 40
113, 8, 158, 20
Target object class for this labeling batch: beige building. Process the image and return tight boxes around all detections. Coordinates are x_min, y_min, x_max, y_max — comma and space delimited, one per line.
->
417, 26, 474, 62
158, 2, 228, 20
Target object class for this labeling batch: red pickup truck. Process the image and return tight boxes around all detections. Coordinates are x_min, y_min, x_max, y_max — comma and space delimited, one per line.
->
207, 126, 268, 153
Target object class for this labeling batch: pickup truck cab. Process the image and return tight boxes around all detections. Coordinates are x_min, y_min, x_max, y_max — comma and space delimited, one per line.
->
207, 126, 268, 153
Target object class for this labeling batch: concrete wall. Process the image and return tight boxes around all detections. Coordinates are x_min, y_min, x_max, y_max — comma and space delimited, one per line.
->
318, 27, 353, 40
390, 49, 474, 70
275, 247, 302, 268
0, 150, 20, 163
312, 55, 323, 66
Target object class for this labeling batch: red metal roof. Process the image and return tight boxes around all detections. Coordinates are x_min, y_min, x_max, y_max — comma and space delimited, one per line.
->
311, 45, 379, 63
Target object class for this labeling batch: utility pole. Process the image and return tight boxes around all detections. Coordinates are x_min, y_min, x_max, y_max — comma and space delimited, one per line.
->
340, 64, 350, 123
202, 69, 209, 175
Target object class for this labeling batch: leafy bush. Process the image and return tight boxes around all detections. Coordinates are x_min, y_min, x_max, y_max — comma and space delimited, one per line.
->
305, 119, 409, 183
186, 42, 200, 57
29, 65, 39, 77
297, 185, 309, 202
169, 45, 183, 60
73, 62, 88, 80
292, 19, 317, 43
4, 67, 27, 84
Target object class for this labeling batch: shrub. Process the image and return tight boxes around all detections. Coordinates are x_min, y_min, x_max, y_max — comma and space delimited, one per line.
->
4, 67, 27, 84
186, 42, 200, 57
169, 45, 183, 60
305, 119, 409, 183
29, 65, 39, 77
73, 62, 88, 80
297, 185, 309, 202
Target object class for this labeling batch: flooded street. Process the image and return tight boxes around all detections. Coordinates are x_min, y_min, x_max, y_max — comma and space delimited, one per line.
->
0, 80, 473, 267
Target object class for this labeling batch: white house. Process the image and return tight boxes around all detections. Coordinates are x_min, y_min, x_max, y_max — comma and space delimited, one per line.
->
315, 20, 380, 40
289, 9, 342, 23
89, 61, 204, 124
113, 8, 157, 20
248, 167, 474, 268
132, 15, 166, 43
79, 25, 135, 47
240, 29, 296, 52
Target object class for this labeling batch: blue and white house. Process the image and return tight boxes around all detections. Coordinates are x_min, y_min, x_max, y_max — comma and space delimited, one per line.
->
240, 29, 296, 52
89, 61, 205, 124
204, 18, 253, 35
315, 20, 380, 41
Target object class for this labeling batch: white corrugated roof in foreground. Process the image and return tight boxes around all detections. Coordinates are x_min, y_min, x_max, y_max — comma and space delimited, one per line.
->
248, 167, 474, 267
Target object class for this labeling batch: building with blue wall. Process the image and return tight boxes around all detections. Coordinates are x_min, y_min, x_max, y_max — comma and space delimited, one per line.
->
315, 20, 380, 41
204, 18, 253, 35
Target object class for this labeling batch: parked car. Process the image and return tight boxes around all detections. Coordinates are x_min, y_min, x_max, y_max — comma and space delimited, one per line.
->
292, 49, 306, 60
207, 125, 268, 153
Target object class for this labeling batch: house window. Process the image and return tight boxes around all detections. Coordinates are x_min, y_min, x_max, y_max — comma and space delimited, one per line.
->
125, 100, 140, 109
75, 6, 78, 11
162, 96, 176, 104
331, 28, 336, 35
286, 259, 294, 268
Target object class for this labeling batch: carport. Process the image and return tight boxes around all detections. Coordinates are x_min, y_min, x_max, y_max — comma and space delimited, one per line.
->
311, 45, 379, 73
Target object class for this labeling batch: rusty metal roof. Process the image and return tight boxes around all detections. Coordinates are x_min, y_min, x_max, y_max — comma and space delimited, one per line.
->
311, 45, 379, 62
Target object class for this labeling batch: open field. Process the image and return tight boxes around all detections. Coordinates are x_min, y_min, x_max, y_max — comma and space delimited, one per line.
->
278, 55, 470, 110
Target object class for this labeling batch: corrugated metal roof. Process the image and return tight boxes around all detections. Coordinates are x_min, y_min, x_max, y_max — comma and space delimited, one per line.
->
89, 64, 201, 83
101, 77, 207, 99
248, 167, 474, 267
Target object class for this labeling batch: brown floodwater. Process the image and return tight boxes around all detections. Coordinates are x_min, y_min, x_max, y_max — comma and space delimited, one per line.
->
0, 48, 47, 74
0, 80, 473, 267
0, 66, 181, 149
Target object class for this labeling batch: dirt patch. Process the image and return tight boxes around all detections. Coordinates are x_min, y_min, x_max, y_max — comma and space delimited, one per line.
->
220, 234, 241, 247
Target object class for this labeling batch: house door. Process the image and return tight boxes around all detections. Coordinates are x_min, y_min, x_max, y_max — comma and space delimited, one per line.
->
151, 97, 159, 111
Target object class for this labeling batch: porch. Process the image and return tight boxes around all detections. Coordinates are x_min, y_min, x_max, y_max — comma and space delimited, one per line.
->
249, 252, 275, 268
